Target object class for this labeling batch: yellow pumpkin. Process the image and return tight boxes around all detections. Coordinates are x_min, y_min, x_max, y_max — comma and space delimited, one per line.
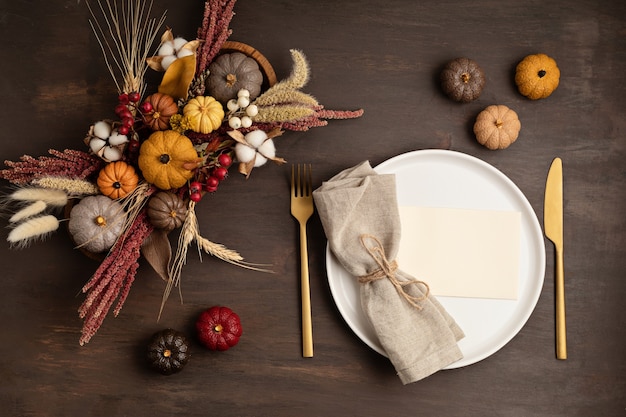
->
97, 161, 139, 199
183, 96, 224, 134
515, 53, 560, 100
138, 130, 199, 190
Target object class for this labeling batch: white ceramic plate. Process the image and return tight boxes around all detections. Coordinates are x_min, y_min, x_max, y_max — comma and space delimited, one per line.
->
326, 150, 545, 368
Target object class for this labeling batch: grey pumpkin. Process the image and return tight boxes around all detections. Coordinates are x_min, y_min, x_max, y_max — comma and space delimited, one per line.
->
206, 52, 263, 104
440, 57, 486, 103
147, 191, 188, 232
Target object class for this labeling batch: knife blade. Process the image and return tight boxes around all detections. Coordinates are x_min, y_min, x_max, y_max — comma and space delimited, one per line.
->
544, 157, 566, 360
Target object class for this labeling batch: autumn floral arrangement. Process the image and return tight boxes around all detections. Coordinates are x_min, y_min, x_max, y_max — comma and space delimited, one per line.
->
0, 0, 362, 345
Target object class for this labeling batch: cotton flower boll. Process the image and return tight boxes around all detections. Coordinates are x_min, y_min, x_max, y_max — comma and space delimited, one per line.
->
257, 139, 276, 160
93, 121, 112, 139
245, 130, 268, 148
172, 37, 188, 51
253, 153, 268, 167
103, 146, 122, 162
177, 48, 193, 58
89, 138, 107, 153
158, 42, 175, 57
108, 131, 128, 146
235, 143, 257, 163
161, 55, 177, 71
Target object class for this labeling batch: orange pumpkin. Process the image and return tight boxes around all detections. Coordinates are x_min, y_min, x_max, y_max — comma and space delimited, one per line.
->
97, 161, 139, 199
515, 53, 560, 100
142, 93, 179, 130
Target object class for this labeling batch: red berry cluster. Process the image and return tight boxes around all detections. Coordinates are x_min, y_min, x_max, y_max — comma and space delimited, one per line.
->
189, 153, 233, 202
114, 92, 153, 136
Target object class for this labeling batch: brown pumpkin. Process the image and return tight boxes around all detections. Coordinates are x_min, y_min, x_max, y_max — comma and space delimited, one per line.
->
142, 93, 179, 130
473, 105, 521, 150
97, 161, 139, 199
147, 191, 188, 232
206, 52, 263, 104
440, 58, 486, 103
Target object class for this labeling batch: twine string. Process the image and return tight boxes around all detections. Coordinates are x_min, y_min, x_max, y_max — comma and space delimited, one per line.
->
357, 234, 430, 310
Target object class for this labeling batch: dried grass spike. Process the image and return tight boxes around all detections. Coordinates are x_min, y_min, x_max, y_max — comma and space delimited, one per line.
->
10, 187, 68, 207
32, 177, 99, 196
9, 201, 47, 223
7, 215, 59, 248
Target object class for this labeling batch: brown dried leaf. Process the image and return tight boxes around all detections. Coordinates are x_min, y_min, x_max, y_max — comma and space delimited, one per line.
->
141, 229, 172, 281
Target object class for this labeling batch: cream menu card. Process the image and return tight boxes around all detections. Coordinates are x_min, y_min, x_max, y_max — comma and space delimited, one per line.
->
397, 206, 521, 300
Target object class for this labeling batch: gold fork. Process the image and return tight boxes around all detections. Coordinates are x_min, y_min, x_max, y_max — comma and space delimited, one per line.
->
290, 164, 314, 358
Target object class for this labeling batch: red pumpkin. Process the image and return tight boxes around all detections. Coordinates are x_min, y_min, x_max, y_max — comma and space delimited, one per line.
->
196, 306, 242, 351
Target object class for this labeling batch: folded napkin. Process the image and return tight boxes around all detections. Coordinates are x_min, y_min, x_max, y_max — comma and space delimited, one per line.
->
313, 161, 464, 384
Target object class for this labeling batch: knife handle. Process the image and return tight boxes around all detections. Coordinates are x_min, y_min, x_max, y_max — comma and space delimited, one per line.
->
555, 247, 567, 360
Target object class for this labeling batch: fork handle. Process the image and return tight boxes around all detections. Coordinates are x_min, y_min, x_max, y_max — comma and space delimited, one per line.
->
299, 223, 314, 358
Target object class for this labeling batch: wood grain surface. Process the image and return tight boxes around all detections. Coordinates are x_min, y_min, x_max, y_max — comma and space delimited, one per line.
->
0, 0, 624, 416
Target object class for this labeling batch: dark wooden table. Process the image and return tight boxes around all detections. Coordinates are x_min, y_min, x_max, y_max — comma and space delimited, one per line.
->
1, 1, 624, 416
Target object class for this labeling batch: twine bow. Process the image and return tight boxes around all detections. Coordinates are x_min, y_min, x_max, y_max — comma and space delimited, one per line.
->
357, 234, 430, 310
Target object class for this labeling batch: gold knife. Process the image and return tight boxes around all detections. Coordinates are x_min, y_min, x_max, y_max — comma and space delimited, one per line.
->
544, 157, 566, 360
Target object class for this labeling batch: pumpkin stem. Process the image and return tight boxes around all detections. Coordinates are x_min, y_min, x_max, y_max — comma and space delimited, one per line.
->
159, 154, 171, 164
538, 69, 546, 78
226, 73, 237, 87
213, 324, 223, 333
163, 349, 172, 358
495, 119, 504, 128
461, 72, 471, 83
94, 215, 107, 227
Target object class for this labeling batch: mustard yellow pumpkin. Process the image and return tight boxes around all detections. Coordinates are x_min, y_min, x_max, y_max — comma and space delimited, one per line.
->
183, 96, 224, 134
515, 53, 560, 100
138, 130, 199, 190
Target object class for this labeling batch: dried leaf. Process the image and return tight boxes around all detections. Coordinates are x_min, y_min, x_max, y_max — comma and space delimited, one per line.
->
141, 229, 172, 282
158, 55, 197, 100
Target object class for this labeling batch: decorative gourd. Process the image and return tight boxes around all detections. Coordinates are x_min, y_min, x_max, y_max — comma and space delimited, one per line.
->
146, 328, 190, 375
142, 93, 179, 130
147, 191, 188, 232
440, 57, 486, 102
68, 195, 126, 253
473, 105, 521, 150
196, 306, 242, 351
138, 130, 199, 190
97, 161, 139, 199
183, 96, 225, 134
515, 53, 560, 100
206, 52, 263, 103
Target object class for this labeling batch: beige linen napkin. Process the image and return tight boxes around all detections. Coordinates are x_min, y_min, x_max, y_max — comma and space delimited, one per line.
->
313, 161, 464, 384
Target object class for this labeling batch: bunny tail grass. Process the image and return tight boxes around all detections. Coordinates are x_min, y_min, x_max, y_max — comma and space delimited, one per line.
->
9, 200, 48, 223
7, 215, 59, 248
10, 187, 68, 207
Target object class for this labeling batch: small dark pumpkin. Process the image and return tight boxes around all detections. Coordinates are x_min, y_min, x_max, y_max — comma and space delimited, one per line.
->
147, 191, 188, 232
146, 329, 190, 375
206, 52, 263, 104
440, 57, 486, 103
